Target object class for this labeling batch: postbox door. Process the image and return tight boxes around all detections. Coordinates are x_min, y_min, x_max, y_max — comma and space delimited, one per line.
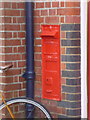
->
41, 25, 61, 101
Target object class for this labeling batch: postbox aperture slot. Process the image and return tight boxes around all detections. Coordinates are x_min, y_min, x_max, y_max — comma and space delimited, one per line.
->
40, 31, 57, 38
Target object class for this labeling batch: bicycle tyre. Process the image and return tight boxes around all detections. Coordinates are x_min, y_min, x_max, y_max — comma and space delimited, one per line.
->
0, 97, 52, 120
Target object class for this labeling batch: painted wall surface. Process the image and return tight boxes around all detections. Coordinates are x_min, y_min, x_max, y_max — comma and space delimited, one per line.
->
0, 1, 81, 118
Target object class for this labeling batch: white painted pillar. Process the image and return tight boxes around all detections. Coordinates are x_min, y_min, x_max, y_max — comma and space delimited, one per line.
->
81, 0, 88, 118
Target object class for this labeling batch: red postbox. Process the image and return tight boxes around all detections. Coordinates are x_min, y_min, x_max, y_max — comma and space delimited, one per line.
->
40, 25, 61, 101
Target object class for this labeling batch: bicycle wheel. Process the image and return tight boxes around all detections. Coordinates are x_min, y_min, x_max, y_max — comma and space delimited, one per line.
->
0, 97, 52, 120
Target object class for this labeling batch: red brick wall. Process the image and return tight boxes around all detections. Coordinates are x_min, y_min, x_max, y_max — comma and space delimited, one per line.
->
0, 1, 81, 119
0, 2, 26, 118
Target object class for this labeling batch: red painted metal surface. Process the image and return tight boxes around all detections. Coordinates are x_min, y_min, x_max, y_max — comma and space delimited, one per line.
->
88, 1, 90, 119
41, 25, 61, 101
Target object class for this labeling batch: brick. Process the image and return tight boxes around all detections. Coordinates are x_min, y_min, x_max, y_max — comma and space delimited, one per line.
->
61, 93, 66, 100
18, 61, 26, 67
65, 16, 80, 23
0, 25, 4, 31
5, 69, 21, 76
3, 83, 21, 91
5, 54, 21, 61
22, 39, 26, 45
61, 17, 64, 23
19, 90, 26, 96
17, 2, 25, 9
34, 61, 41, 67
61, 63, 66, 70
45, 17, 59, 23
21, 54, 26, 60
34, 54, 42, 60
61, 78, 66, 84
5, 25, 20, 31
0, 17, 4, 23
66, 48, 80, 54
41, 10, 48, 16
0, 32, 5, 38
66, 63, 80, 70
52, 2, 59, 7
34, 39, 41, 45
18, 46, 25, 53
34, 25, 40, 31
13, 47, 18, 53
49, 9, 56, 15
34, 46, 41, 52
62, 70, 80, 77
12, 17, 17, 23
34, 88, 42, 97
67, 109, 81, 116
0, 10, 3, 16
5, 40, 21, 46
5, 32, 13, 38
46, 105, 61, 113
58, 101, 81, 108
5, 92, 13, 99
14, 105, 19, 112
0, 77, 13, 83
61, 108, 66, 114
61, 48, 65, 54
61, 24, 80, 31
4, 2, 11, 8
35, 75, 41, 81
61, 40, 80, 46
66, 32, 80, 38
58, 115, 67, 118
62, 86, 81, 93
34, 17, 44, 24
19, 76, 26, 82
57, 8, 80, 15
20, 24, 25, 31
66, 94, 81, 101
4, 47, 12, 53
34, 31, 41, 38
18, 32, 25, 38
4, 10, 20, 16
66, 78, 81, 85
61, 55, 80, 62
60, 2, 64, 7
0, 2, 4, 8
17, 17, 25, 23
13, 32, 18, 38
35, 82, 42, 89
20, 10, 25, 16
12, 2, 17, 9
61, 32, 66, 38
36, 3, 44, 8
34, 10, 40, 16
35, 67, 41, 74
45, 2, 51, 8
65, 2, 80, 7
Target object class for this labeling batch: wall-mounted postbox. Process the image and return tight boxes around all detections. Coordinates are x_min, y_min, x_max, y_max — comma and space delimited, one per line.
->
40, 25, 61, 101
